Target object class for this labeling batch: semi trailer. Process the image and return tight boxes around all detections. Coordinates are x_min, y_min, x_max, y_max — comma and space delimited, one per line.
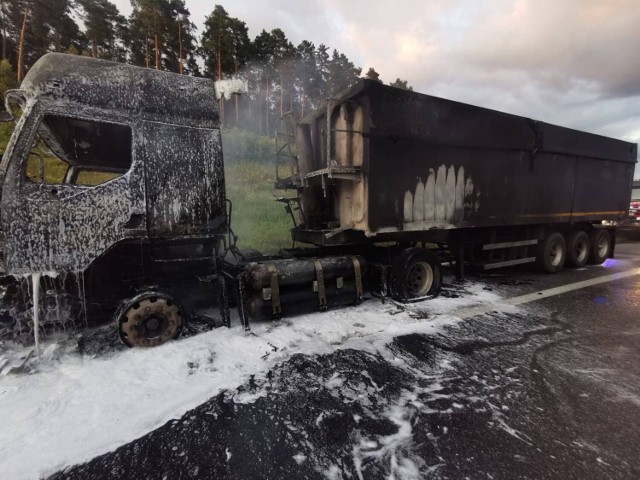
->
0, 53, 635, 347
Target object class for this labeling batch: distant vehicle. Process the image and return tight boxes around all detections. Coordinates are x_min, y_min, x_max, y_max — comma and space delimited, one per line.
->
629, 180, 640, 221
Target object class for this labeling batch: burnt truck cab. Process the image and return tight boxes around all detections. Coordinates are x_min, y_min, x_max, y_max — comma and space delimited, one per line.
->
0, 53, 229, 342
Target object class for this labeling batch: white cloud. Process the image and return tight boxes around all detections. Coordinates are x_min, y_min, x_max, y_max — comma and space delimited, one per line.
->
111, 0, 640, 145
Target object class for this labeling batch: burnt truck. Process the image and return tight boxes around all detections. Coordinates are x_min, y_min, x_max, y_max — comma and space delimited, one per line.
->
0, 53, 636, 347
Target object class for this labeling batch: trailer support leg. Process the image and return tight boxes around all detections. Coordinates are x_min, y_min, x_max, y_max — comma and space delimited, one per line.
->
313, 259, 328, 312
370, 263, 388, 303
237, 273, 251, 331
217, 275, 230, 328
267, 263, 283, 320
351, 256, 364, 305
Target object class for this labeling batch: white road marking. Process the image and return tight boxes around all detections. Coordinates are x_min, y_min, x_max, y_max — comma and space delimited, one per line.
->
456, 267, 640, 319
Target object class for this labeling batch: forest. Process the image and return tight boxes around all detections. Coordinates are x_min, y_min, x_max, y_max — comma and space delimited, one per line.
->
0, 0, 412, 136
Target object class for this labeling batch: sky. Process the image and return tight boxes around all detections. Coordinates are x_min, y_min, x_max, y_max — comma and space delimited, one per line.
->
113, 0, 640, 150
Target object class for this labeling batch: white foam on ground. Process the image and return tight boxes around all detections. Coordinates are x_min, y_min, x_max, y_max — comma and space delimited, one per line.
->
0, 282, 502, 479
352, 389, 425, 480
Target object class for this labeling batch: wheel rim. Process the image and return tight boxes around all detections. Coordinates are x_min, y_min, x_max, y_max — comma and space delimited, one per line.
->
407, 261, 434, 297
549, 242, 563, 267
575, 239, 588, 263
119, 295, 183, 348
597, 237, 609, 258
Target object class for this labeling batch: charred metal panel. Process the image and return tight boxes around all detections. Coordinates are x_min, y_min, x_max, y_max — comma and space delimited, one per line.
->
143, 122, 226, 238
2, 176, 144, 274
1, 107, 146, 274
538, 122, 638, 162
366, 82, 536, 151
571, 157, 635, 218
79, 237, 222, 326
19, 53, 218, 129
369, 144, 588, 231
0, 53, 226, 276
294, 80, 637, 245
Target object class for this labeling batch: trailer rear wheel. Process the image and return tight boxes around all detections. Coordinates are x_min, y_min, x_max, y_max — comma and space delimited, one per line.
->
588, 229, 611, 265
389, 248, 442, 302
536, 231, 566, 273
565, 230, 590, 268
117, 292, 185, 348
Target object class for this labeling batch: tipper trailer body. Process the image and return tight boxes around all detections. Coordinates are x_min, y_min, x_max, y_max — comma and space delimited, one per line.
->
283, 80, 635, 245
0, 53, 635, 347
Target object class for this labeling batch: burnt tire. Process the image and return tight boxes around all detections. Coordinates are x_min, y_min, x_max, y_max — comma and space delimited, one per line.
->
389, 248, 442, 302
588, 229, 612, 265
116, 292, 185, 348
565, 230, 590, 268
536, 231, 566, 273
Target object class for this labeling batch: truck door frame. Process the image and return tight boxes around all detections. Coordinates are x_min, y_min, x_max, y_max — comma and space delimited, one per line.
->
1, 101, 148, 274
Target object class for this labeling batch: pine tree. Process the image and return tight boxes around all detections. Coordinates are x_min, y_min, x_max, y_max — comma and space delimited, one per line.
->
0, 57, 17, 95
128, 0, 197, 74
201, 5, 234, 78
5, 0, 86, 77
76, 0, 126, 61
315, 43, 330, 101
129, 0, 165, 69
247, 28, 295, 133
365, 67, 382, 82
293, 40, 322, 116
326, 49, 361, 96
389, 78, 413, 91
0, 0, 11, 60
162, 1, 199, 75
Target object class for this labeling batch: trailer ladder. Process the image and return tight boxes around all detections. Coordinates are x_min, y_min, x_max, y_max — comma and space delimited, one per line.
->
275, 111, 302, 190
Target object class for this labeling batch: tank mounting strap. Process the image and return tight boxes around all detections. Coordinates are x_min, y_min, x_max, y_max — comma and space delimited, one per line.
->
313, 259, 327, 311
351, 256, 363, 304
236, 273, 251, 331
267, 264, 282, 317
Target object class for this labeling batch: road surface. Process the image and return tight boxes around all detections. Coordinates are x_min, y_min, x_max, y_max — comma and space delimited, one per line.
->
50, 241, 640, 479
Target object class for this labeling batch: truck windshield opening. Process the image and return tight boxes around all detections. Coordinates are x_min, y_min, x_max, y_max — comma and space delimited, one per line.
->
26, 114, 132, 186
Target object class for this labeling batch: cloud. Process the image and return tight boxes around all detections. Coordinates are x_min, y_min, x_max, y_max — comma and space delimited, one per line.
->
111, 0, 640, 150
456, 0, 640, 97
306, 0, 640, 145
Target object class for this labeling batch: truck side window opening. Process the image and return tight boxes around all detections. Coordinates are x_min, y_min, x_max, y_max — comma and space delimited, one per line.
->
631, 188, 640, 201
25, 114, 132, 186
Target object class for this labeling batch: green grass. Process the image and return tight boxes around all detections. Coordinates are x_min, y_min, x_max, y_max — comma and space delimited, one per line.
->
0, 120, 14, 153
26, 152, 69, 183
25, 151, 120, 186
224, 160, 294, 253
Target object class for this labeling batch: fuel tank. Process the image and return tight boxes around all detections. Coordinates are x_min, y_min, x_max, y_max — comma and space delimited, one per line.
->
243, 255, 366, 320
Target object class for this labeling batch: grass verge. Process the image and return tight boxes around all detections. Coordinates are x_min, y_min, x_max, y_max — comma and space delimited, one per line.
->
224, 160, 294, 253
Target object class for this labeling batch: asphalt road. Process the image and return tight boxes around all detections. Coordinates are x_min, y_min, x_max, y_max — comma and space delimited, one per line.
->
51, 241, 640, 480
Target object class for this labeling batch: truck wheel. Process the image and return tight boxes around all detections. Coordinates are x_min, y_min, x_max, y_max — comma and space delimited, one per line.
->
588, 229, 612, 265
116, 292, 185, 348
565, 230, 590, 268
536, 231, 566, 273
389, 248, 442, 302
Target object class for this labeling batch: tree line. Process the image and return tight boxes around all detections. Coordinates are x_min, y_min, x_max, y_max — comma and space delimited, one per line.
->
0, 1, 412, 136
